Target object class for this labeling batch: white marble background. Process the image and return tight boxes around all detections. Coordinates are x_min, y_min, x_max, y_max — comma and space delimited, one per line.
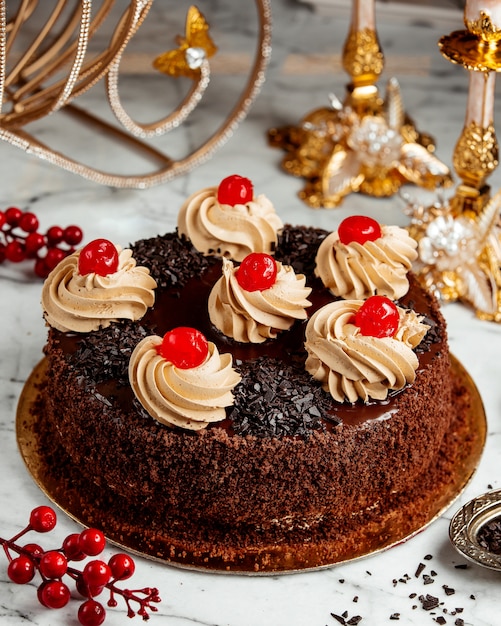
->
1, 1, 501, 625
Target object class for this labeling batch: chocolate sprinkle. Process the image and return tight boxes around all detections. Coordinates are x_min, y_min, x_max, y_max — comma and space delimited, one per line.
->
476, 515, 501, 554
131, 231, 217, 291
229, 357, 333, 437
70, 321, 148, 388
276, 224, 328, 277
415, 562, 426, 577
419, 594, 440, 611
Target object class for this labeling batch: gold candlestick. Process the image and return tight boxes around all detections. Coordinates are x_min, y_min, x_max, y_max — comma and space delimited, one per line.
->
407, 0, 501, 322
268, 0, 451, 208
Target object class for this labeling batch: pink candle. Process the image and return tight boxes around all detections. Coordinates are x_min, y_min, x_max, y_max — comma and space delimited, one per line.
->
465, 0, 501, 34
351, 0, 376, 31
465, 71, 496, 128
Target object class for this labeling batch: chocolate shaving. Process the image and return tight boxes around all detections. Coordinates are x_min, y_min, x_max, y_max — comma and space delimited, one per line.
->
476, 515, 501, 554
275, 224, 328, 277
69, 321, 148, 388
229, 357, 332, 437
419, 594, 440, 611
131, 231, 217, 291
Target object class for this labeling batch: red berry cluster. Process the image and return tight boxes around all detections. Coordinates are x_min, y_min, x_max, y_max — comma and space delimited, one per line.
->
2, 505, 160, 625
0, 206, 84, 278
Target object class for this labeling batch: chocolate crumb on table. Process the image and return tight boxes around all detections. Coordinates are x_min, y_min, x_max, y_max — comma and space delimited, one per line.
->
329, 554, 473, 626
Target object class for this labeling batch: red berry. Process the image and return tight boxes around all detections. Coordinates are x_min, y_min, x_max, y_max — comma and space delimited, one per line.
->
25, 232, 46, 256
78, 599, 106, 626
108, 553, 135, 580
23, 543, 44, 558
29, 505, 57, 533
34, 257, 50, 279
338, 215, 382, 246
7, 555, 35, 584
44, 247, 66, 271
64, 225, 84, 246
46, 225, 64, 246
63, 533, 86, 561
39, 550, 68, 579
157, 327, 209, 369
76, 574, 104, 598
217, 174, 253, 206
0, 210, 6, 229
353, 295, 400, 338
82, 560, 112, 588
19, 211, 39, 233
236, 252, 277, 292
5, 206, 22, 227
5, 240, 25, 262
38, 580, 71, 609
78, 238, 119, 276
79, 528, 106, 556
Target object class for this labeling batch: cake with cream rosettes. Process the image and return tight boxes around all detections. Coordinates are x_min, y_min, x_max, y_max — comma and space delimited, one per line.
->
34, 175, 473, 572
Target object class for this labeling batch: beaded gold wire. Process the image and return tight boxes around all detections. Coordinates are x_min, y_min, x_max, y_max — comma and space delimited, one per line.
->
0, 1, 272, 187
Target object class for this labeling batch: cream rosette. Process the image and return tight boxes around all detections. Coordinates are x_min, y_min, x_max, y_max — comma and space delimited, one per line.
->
177, 186, 283, 261
208, 258, 312, 343
305, 300, 429, 403
42, 247, 156, 333
315, 225, 418, 300
128, 335, 241, 431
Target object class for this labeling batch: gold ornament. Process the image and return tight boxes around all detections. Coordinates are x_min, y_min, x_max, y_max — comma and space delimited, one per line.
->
452, 120, 499, 189
269, 79, 451, 209
268, 0, 450, 209
153, 6, 217, 79
406, 190, 501, 320
342, 28, 384, 86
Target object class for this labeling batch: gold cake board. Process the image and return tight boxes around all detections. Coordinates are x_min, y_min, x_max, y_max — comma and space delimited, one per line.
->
16, 355, 486, 575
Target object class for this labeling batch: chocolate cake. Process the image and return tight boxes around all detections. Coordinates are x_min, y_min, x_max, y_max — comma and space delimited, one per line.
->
33, 179, 473, 573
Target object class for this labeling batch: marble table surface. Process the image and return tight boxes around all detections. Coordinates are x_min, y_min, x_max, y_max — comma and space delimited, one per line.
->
1, 1, 501, 625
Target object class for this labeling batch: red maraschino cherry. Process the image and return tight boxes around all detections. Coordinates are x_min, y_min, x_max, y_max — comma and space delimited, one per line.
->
157, 327, 209, 369
353, 295, 400, 338
236, 252, 277, 292
217, 174, 253, 206
78, 239, 119, 276
338, 215, 382, 245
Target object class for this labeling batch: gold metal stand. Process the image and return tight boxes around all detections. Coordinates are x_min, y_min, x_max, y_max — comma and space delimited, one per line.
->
268, 0, 451, 208
0, 1, 272, 188
407, 3, 501, 322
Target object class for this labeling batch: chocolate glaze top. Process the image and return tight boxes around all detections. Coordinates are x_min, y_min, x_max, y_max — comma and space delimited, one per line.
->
51, 226, 446, 436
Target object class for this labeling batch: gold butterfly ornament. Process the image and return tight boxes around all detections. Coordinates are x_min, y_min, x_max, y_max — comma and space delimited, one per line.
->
153, 6, 218, 79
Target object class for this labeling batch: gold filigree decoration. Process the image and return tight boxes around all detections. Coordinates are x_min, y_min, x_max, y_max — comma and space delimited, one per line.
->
452, 121, 499, 189
153, 6, 217, 79
342, 28, 384, 87
465, 10, 501, 43
269, 80, 451, 209
405, 189, 501, 322
268, 6, 448, 209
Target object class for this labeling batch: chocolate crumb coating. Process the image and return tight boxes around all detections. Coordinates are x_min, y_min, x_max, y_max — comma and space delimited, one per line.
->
35, 224, 468, 572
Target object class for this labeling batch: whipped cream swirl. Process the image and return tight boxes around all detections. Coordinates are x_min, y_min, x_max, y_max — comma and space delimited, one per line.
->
209, 258, 312, 343
315, 225, 418, 300
42, 247, 156, 333
177, 185, 283, 261
305, 300, 429, 403
129, 335, 241, 431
